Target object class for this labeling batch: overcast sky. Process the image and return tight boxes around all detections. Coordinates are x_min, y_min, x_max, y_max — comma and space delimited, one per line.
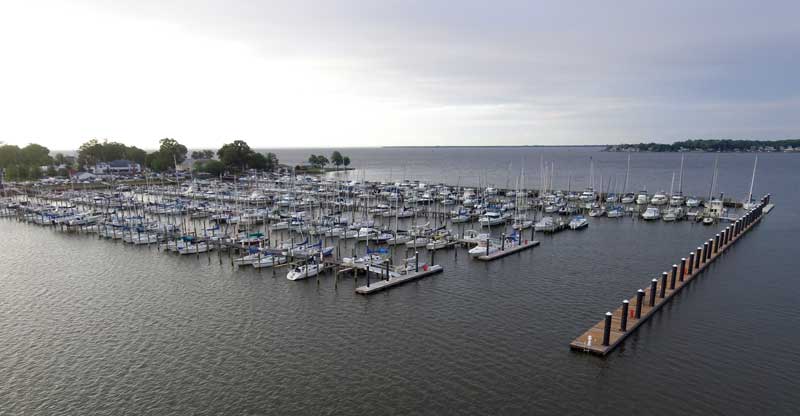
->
1, 0, 798, 149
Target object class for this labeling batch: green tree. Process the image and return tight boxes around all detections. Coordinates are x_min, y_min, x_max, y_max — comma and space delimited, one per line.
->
124, 146, 147, 166
194, 160, 225, 176
20, 143, 52, 166
248, 153, 268, 170
158, 138, 188, 166
0, 145, 21, 169
343, 156, 350, 168
191, 150, 215, 160
331, 151, 343, 168
217, 140, 254, 171
265, 152, 279, 171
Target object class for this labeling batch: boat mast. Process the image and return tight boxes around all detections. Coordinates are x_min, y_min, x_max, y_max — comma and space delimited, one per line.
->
747, 155, 758, 203
623, 153, 630, 194
678, 154, 684, 194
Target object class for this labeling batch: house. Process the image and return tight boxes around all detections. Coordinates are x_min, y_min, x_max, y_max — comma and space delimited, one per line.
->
92, 160, 141, 175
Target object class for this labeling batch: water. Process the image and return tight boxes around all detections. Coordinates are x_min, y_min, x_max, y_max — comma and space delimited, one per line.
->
2, 147, 799, 415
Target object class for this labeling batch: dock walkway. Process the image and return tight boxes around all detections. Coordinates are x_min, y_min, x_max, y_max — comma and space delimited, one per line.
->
570, 194, 772, 356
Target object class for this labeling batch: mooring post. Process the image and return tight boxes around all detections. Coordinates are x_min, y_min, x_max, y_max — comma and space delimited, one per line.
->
635, 289, 644, 318
602, 312, 612, 346
649, 278, 657, 306
620, 300, 629, 332
695, 247, 702, 269
714, 234, 720, 254
415, 251, 419, 272
670, 264, 678, 289
660, 272, 667, 298
679, 258, 686, 282
501, 233, 505, 250
708, 238, 714, 259
688, 252, 695, 275
486, 238, 490, 257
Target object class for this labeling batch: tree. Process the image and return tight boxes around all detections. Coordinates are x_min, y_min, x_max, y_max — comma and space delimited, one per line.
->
217, 140, 254, 171
194, 160, 225, 176
308, 154, 329, 169
124, 146, 147, 166
158, 138, 188, 165
191, 150, 215, 160
54, 153, 66, 166
343, 156, 350, 168
0, 145, 20, 169
248, 153, 268, 170
265, 152, 279, 171
46, 165, 57, 177
20, 143, 52, 166
77, 139, 103, 167
331, 151, 343, 168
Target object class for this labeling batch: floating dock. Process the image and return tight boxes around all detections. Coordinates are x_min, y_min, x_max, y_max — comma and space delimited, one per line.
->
355, 265, 444, 294
475, 240, 540, 261
570, 194, 772, 356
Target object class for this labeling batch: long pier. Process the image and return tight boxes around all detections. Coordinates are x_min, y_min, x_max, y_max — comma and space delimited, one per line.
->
355, 265, 444, 294
476, 240, 540, 261
570, 194, 772, 356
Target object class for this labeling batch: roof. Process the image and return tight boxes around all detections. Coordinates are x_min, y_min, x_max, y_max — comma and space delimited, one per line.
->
109, 160, 136, 167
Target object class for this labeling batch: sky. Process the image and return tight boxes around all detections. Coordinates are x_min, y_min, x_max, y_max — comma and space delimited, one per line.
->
0, 0, 798, 150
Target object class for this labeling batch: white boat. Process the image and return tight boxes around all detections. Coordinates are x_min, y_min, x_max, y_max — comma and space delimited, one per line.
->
606, 207, 624, 218
512, 220, 533, 230
569, 216, 588, 229
405, 237, 430, 248
642, 207, 661, 220
621, 193, 636, 204
468, 240, 499, 257
461, 230, 490, 245
669, 194, 685, 206
252, 255, 288, 269
387, 234, 411, 245
588, 207, 605, 217
686, 197, 701, 207
269, 221, 289, 231
650, 193, 668, 205
534, 216, 555, 231
287, 263, 323, 280
702, 216, 715, 225
635, 191, 649, 205
478, 212, 505, 226
178, 242, 211, 254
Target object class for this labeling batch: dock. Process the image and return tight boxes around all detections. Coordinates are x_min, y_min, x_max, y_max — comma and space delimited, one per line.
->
355, 265, 444, 294
570, 194, 772, 356
476, 240, 540, 261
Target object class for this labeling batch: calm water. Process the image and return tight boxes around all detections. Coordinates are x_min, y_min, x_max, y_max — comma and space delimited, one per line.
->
2, 147, 799, 415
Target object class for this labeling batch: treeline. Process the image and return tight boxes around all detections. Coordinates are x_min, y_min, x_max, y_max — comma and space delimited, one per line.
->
606, 139, 800, 152
76, 138, 279, 175
306, 150, 351, 169
0, 143, 57, 180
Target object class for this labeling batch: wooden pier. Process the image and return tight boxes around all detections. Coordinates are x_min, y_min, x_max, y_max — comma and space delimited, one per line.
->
476, 240, 540, 261
570, 195, 772, 356
354, 265, 444, 294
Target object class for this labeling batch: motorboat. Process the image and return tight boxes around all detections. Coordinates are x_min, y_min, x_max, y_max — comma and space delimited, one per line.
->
650, 193, 668, 205
642, 207, 661, 220
478, 212, 505, 226
287, 263, 323, 280
569, 215, 588, 229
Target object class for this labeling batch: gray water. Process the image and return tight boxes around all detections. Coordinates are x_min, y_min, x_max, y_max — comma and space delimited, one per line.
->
2, 147, 799, 415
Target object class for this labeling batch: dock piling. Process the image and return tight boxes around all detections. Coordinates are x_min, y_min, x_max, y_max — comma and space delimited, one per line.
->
679, 258, 686, 282
670, 265, 677, 289
635, 290, 644, 318
649, 279, 657, 306
620, 300, 629, 331
602, 312, 612, 346
660, 272, 667, 298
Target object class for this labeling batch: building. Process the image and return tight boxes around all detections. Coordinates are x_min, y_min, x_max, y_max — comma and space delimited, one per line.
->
92, 160, 141, 175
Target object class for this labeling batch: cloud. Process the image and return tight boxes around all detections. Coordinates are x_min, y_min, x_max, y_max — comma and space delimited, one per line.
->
1, 0, 798, 148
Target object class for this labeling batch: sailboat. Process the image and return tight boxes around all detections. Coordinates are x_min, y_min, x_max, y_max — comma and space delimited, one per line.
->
742, 156, 758, 210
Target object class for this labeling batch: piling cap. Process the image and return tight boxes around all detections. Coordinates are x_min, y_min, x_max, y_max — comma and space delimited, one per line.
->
652, 278, 658, 282
673, 264, 678, 267
681, 257, 686, 261
606, 312, 613, 316
662, 272, 668, 276
638, 289, 644, 293
623, 300, 629, 304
